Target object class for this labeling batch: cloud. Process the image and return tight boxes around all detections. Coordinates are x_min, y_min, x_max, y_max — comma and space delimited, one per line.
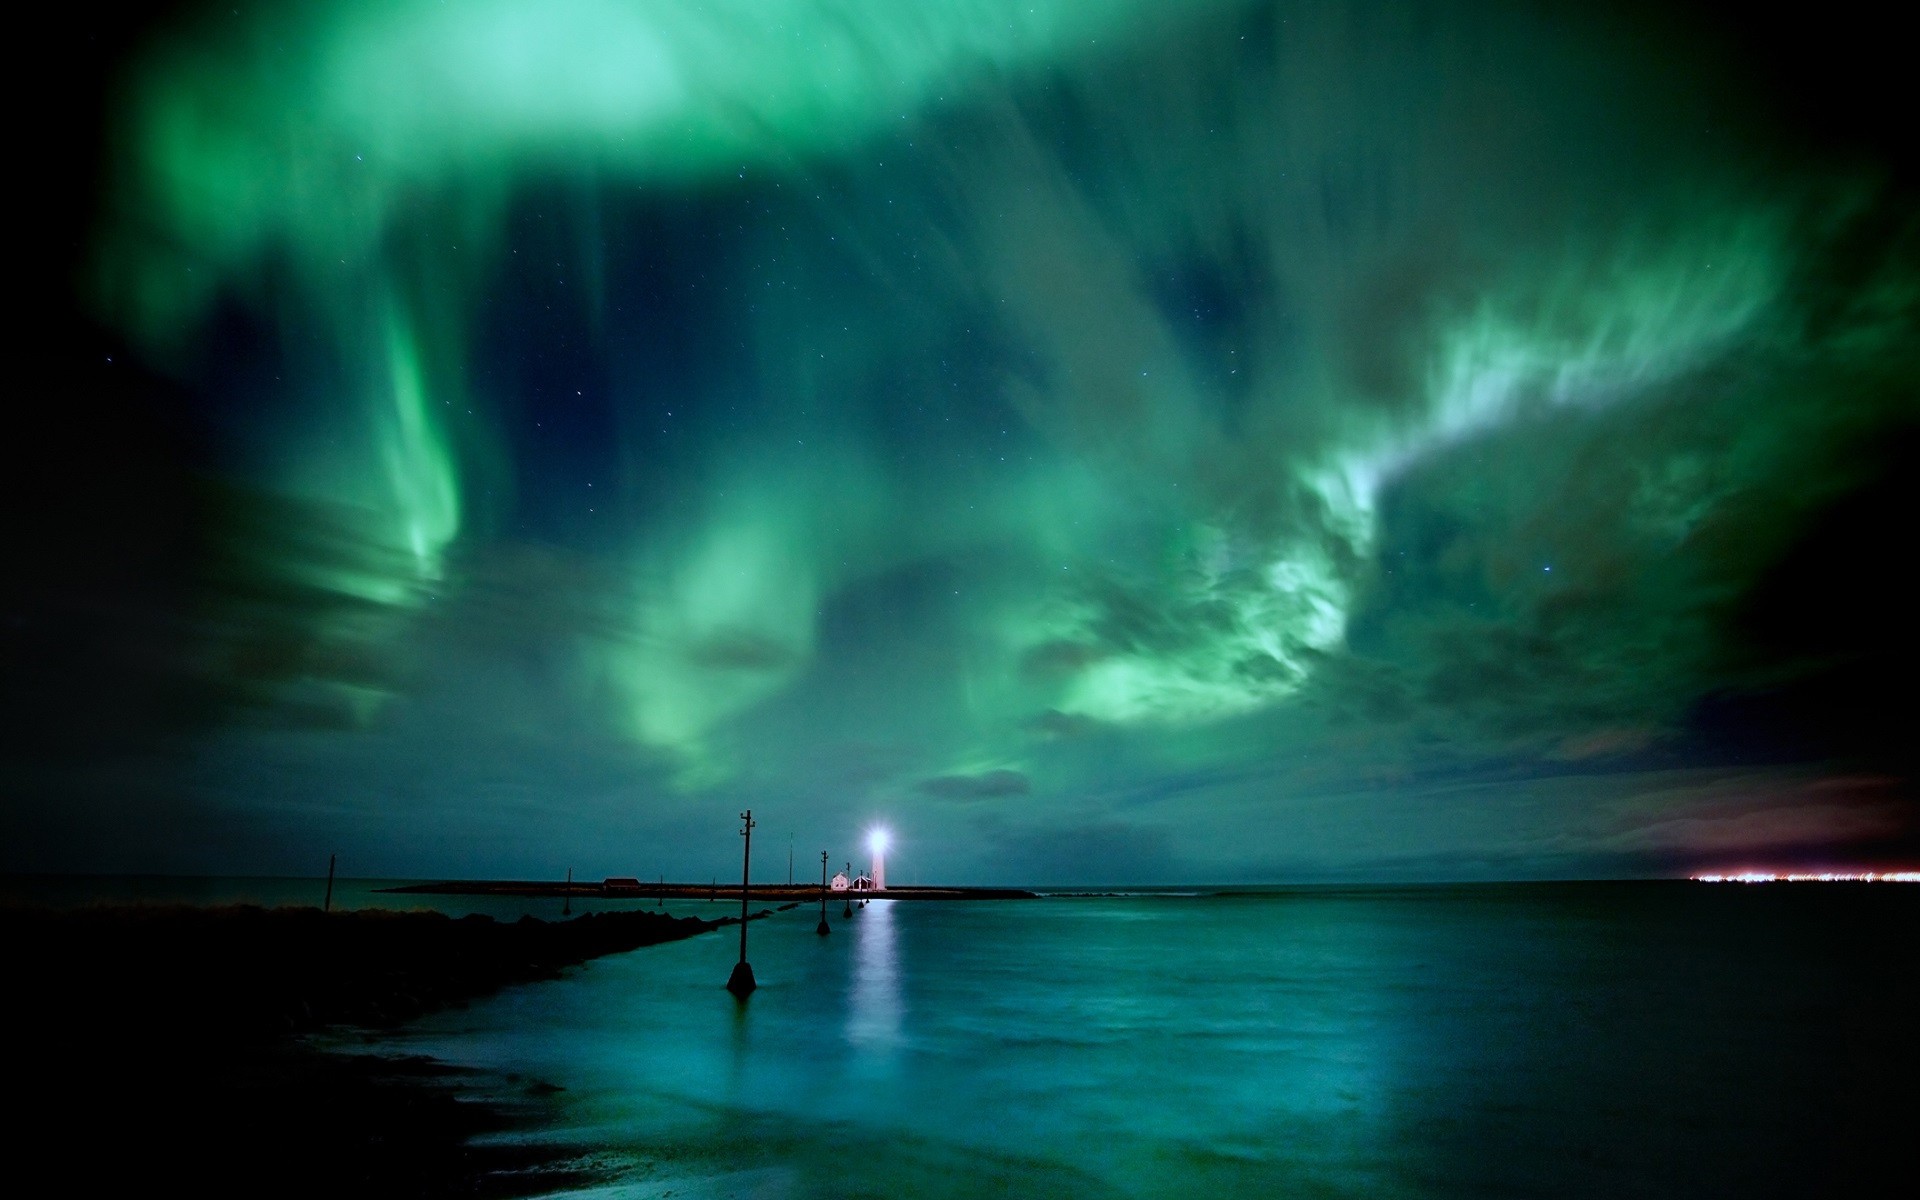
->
1603, 773, 1912, 859
1551, 728, 1658, 762
26, 0, 1915, 876
968, 815, 1178, 886
1025, 710, 1103, 741
919, 770, 1032, 800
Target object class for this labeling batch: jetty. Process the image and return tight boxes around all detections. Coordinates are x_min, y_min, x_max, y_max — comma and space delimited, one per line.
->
380, 880, 1040, 901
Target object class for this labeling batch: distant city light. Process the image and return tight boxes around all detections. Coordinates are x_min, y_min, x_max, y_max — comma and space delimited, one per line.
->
1691, 871, 1920, 883
868, 827, 890, 856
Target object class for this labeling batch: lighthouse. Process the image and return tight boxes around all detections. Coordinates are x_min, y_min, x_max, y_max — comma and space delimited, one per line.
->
868, 827, 889, 891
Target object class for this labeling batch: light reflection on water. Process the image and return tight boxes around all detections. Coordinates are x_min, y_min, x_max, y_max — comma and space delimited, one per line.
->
846, 899, 901, 1058
374, 885, 1910, 1199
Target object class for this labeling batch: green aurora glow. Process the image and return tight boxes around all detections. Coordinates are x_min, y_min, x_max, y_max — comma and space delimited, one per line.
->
13, 0, 1916, 879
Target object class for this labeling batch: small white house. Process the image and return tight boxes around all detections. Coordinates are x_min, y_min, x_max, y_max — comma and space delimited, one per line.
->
830, 871, 851, 891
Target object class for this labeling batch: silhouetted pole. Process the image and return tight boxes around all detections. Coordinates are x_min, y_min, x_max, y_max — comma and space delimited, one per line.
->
843, 862, 853, 918
727, 810, 758, 996
323, 853, 336, 913
817, 850, 831, 935
563, 867, 572, 916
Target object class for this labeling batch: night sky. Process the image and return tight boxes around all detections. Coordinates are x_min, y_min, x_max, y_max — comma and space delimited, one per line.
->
10, 1, 1916, 884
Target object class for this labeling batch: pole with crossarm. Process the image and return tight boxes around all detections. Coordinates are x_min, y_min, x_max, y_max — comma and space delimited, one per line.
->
817, 850, 831, 936
726, 810, 758, 995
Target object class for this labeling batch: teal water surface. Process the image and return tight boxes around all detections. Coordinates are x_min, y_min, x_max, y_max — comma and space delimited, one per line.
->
372, 884, 1913, 1198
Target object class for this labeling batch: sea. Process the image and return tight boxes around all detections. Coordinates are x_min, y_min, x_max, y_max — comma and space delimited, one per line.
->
9, 876, 1912, 1197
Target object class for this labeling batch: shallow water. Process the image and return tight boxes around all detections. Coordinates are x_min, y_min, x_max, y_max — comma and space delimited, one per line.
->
372, 883, 1913, 1199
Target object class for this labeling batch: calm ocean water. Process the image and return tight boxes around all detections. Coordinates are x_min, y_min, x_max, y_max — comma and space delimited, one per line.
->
327, 882, 1912, 1199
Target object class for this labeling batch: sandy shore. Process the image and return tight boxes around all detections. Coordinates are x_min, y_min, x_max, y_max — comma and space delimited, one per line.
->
5, 903, 741, 1198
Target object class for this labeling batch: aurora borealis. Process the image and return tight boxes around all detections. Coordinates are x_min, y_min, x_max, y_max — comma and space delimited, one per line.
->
10, 0, 1916, 882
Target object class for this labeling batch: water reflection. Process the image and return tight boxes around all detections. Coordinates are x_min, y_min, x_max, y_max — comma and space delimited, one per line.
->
378, 888, 1913, 1199
847, 899, 902, 1060
726, 988, 753, 1099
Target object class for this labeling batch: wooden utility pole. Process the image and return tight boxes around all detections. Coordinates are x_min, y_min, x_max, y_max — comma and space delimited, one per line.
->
817, 850, 831, 936
726, 810, 758, 995
323, 853, 336, 913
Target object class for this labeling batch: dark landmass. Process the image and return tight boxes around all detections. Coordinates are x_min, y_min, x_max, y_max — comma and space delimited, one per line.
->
383, 880, 1042, 901
5, 903, 742, 1198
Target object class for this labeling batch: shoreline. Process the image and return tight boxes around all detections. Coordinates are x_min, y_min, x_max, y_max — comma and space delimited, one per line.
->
382, 879, 1041, 902
7, 902, 750, 1198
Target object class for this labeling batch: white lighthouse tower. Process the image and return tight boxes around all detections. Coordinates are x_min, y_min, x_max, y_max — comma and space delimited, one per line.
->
868, 827, 889, 891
